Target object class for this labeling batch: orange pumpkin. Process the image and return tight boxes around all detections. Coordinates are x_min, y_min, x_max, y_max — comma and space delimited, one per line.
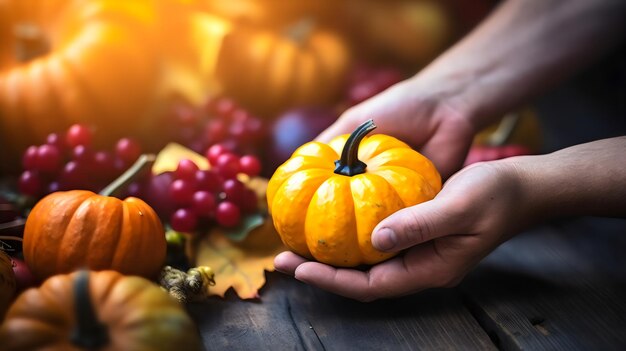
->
0, 270, 202, 351
0, 0, 162, 156
267, 120, 441, 267
0, 251, 16, 320
23, 191, 166, 281
216, 20, 351, 117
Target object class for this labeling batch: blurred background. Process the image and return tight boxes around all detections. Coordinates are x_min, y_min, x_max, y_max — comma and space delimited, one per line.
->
0, 0, 623, 183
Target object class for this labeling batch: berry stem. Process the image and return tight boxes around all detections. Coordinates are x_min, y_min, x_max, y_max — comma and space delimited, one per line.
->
334, 119, 376, 176
0, 218, 25, 232
99, 154, 156, 197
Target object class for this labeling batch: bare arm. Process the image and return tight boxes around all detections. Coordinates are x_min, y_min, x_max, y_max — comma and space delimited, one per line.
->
318, 0, 626, 177
421, 0, 626, 129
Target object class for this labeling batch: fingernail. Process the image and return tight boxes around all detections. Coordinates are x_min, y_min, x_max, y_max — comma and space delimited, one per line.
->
373, 228, 397, 251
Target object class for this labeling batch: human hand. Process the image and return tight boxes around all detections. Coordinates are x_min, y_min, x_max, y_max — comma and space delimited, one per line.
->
274, 160, 531, 301
317, 76, 477, 179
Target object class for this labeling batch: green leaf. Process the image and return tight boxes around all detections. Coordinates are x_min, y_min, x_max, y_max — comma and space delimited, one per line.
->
222, 213, 265, 242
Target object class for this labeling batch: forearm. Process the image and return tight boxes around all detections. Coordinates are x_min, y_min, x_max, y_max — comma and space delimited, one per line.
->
416, 0, 625, 130
509, 136, 626, 219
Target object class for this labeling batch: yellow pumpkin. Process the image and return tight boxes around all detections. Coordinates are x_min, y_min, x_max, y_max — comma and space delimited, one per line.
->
216, 20, 351, 117
267, 120, 441, 267
0, 270, 202, 351
0, 0, 162, 156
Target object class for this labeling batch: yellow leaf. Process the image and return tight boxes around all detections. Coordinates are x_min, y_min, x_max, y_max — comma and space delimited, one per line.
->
190, 219, 285, 299
152, 142, 210, 174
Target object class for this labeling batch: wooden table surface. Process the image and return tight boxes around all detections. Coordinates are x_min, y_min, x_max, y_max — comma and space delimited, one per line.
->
187, 217, 626, 351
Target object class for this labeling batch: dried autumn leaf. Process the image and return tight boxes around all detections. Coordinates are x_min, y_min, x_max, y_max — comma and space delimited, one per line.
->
190, 219, 285, 299
153, 143, 209, 174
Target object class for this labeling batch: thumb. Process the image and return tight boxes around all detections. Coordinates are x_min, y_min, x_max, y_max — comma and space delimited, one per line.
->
372, 198, 460, 252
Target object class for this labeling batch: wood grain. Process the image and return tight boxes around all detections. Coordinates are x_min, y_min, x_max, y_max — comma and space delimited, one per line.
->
461, 217, 626, 351
188, 272, 495, 350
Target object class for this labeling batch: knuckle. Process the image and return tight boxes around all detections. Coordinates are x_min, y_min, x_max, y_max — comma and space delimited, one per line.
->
400, 210, 433, 244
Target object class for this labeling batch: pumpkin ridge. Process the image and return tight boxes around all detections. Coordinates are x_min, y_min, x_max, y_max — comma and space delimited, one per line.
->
304, 175, 360, 266
24, 191, 92, 278
273, 169, 331, 257
57, 194, 100, 273
100, 197, 124, 270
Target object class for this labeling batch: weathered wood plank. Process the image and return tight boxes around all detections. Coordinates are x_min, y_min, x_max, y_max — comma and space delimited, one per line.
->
461, 217, 626, 351
189, 271, 496, 350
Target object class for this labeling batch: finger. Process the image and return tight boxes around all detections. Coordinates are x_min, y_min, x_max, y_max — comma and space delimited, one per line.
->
372, 197, 461, 252
293, 245, 443, 302
274, 251, 309, 275
293, 261, 380, 301
315, 108, 370, 143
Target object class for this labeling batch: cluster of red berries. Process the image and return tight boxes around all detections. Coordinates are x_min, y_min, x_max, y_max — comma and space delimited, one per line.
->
19, 124, 142, 198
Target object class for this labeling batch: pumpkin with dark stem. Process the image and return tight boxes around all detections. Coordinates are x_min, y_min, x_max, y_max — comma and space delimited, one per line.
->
22, 155, 166, 281
0, 270, 202, 351
267, 120, 441, 267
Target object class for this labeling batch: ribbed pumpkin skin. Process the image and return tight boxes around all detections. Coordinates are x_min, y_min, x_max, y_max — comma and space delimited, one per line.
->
267, 134, 442, 267
0, 270, 202, 351
23, 190, 166, 281
0, 0, 161, 155
216, 24, 350, 117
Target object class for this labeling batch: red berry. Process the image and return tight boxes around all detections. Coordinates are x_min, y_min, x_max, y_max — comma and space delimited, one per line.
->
214, 153, 240, 179
170, 208, 198, 233
206, 144, 232, 165
216, 201, 241, 227
169, 179, 196, 206
46, 132, 67, 152
239, 188, 258, 214
36, 144, 62, 174
192, 191, 217, 217
66, 124, 92, 148
195, 170, 222, 193
18, 171, 43, 197
93, 151, 116, 180
239, 155, 261, 177
204, 119, 228, 144
60, 161, 88, 189
72, 145, 94, 164
213, 97, 237, 119
115, 138, 142, 164
222, 179, 245, 205
175, 159, 199, 181
22, 146, 38, 170
173, 104, 200, 126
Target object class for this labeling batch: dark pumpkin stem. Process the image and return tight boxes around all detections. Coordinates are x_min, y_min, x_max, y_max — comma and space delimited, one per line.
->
334, 119, 376, 176
99, 154, 156, 197
70, 270, 109, 349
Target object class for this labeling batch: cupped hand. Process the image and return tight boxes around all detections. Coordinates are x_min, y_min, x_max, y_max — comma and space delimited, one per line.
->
317, 77, 477, 179
274, 160, 531, 302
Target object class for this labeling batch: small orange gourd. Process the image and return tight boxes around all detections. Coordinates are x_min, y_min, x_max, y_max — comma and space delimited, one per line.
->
0, 270, 202, 351
267, 120, 441, 267
22, 155, 166, 281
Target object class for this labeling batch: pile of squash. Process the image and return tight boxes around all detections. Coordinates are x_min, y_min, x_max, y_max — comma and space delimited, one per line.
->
0, 0, 475, 165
